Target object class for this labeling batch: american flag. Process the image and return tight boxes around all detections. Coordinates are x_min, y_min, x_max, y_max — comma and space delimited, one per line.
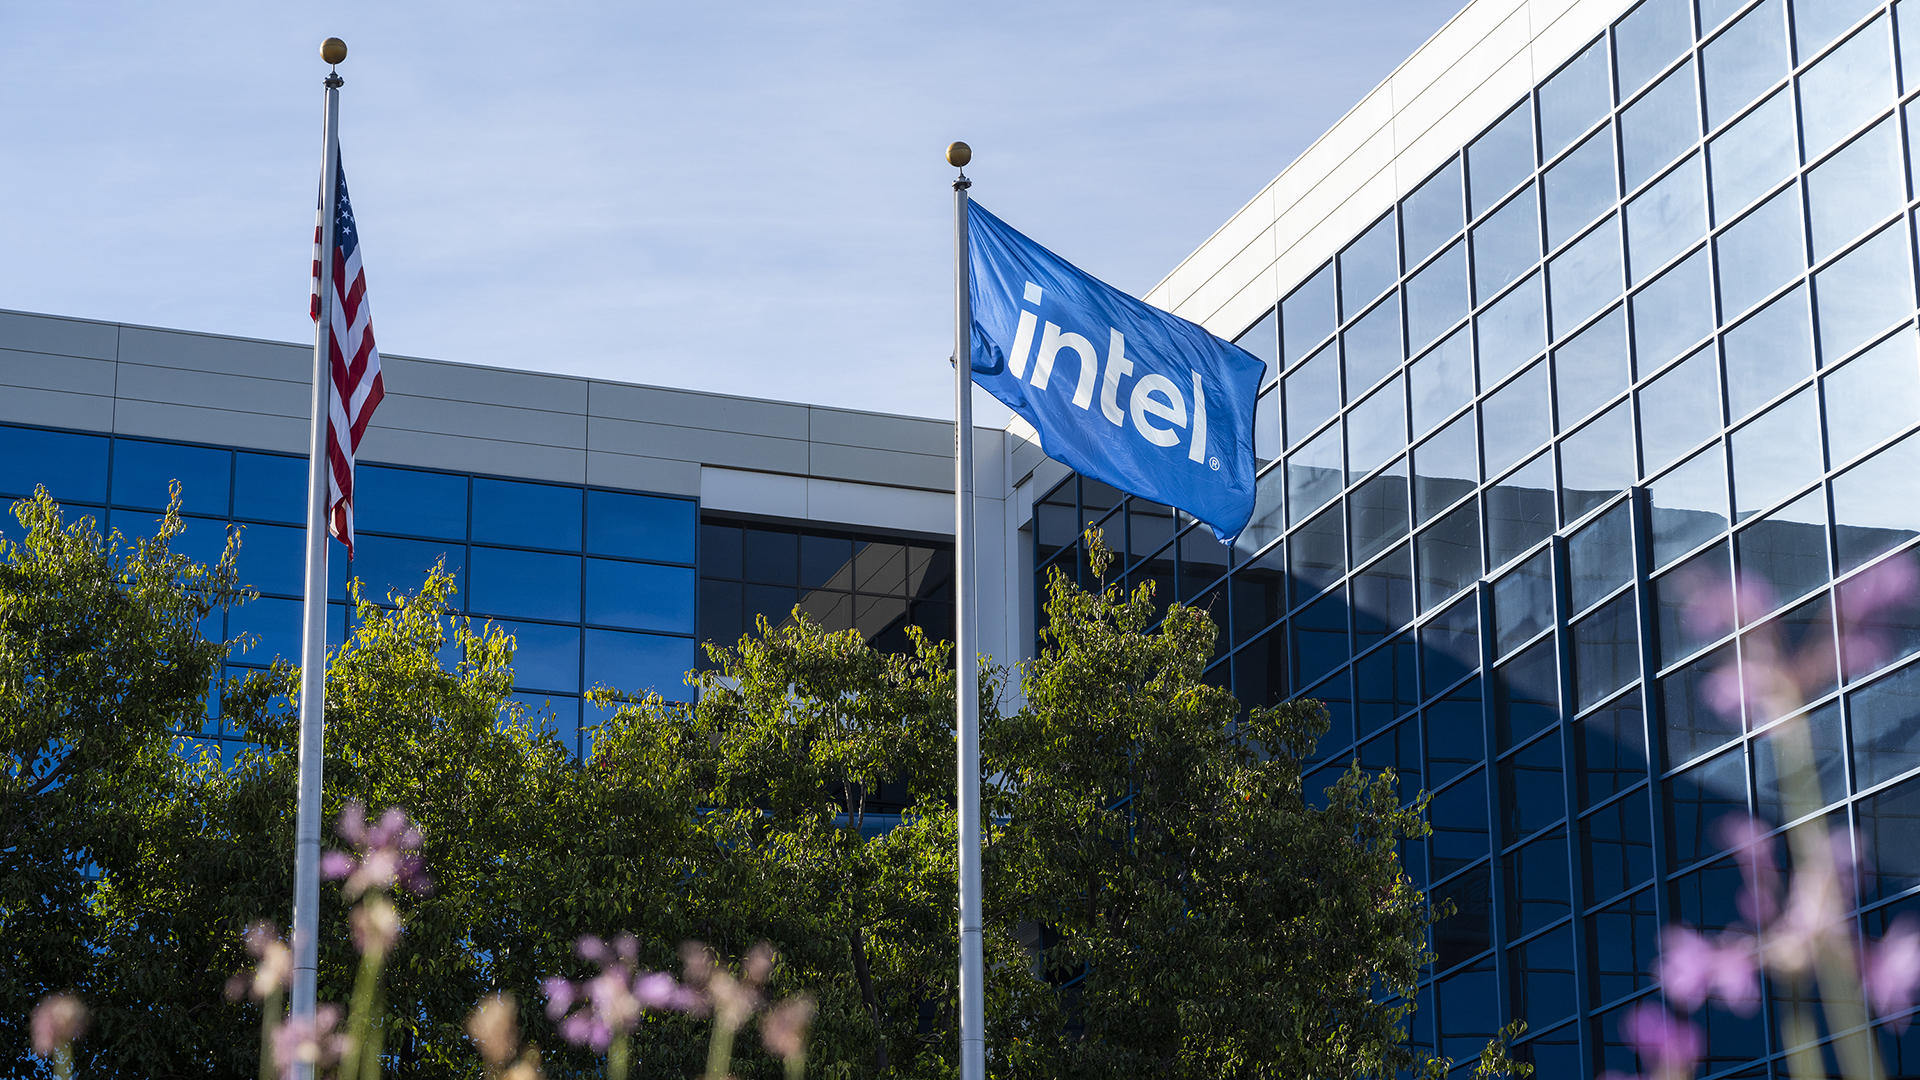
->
310, 150, 384, 558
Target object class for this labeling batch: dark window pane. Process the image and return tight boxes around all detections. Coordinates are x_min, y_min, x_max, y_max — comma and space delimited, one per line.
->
1540, 38, 1610, 160
1360, 716, 1422, 793
1649, 446, 1728, 569
1860, 773, 1920, 902
584, 629, 696, 703
1799, 16, 1895, 159
1418, 503, 1481, 611
1502, 732, 1566, 839
1178, 525, 1228, 602
1808, 119, 1903, 262
1353, 544, 1416, 654
1291, 588, 1349, 688
1631, 248, 1712, 372
798, 533, 854, 590
1230, 543, 1285, 645
228, 595, 302, 667
1237, 467, 1285, 560
1589, 887, 1661, 1005
1703, 0, 1789, 128
1753, 702, 1847, 821
1289, 504, 1346, 607
1561, 402, 1636, 521
1834, 431, 1920, 572
1472, 185, 1541, 302
351, 535, 466, 606
701, 521, 744, 580
1622, 58, 1701, 192
1254, 385, 1280, 466
1545, 126, 1618, 250
1433, 872, 1494, 977
855, 540, 912, 595
1662, 643, 1741, 765
1715, 187, 1806, 321
1432, 773, 1492, 879
1349, 464, 1411, 565
1509, 925, 1578, 1027
1735, 487, 1829, 608
1340, 213, 1398, 318
1840, 548, 1920, 680
701, 578, 743, 649
1816, 222, 1914, 363
1284, 341, 1340, 448
1357, 630, 1419, 735
1653, 540, 1733, 667
1507, 828, 1572, 934
1548, 215, 1623, 338
496, 620, 581, 693
1286, 422, 1343, 525
1731, 387, 1820, 522
233, 522, 306, 598
1554, 305, 1628, 428
1669, 743, 1750, 869
743, 527, 798, 585
588, 490, 696, 563
1487, 453, 1556, 569
1497, 638, 1561, 749
1303, 670, 1355, 750
472, 478, 581, 550
1708, 89, 1796, 222
1469, 102, 1537, 216
585, 559, 695, 633
1427, 680, 1487, 785
1851, 662, 1920, 789
1406, 241, 1469, 354
1402, 157, 1465, 269
0, 424, 108, 505
1236, 306, 1279, 387
855, 594, 914, 652
1824, 328, 1920, 468
1575, 592, 1641, 709
1583, 787, 1656, 902
1343, 294, 1403, 397
1282, 262, 1336, 366
469, 547, 580, 622
1424, 593, 1482, 695
111, 438, 229, 515
355, 465, 467, 542
1578, 695, 1649, 808
1571, 501, 1635, 614
1347, 378, 1406, 482
1482, 361, 1552, 479
233, 452, 306, 524
1233, 623, 1289, 712
1723, 285, 1813, 422
1638, 344, 1722, 477
1477, 272, 1548, 384
1493, 549, 1554, 658
1414, 412, 1478, 524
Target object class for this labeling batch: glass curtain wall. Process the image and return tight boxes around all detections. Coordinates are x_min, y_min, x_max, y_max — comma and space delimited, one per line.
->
1036, 0, 1920, 1071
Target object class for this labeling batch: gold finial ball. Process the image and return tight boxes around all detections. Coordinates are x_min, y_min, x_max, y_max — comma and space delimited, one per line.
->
946, 142, 972, 169
321, 38, 348, 66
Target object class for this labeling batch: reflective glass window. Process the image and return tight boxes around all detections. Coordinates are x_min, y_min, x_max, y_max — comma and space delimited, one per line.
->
1626, 154, 1706, 285
1735, 487, 1829, 606
1406, 241, 1468, 354
1410, 326, 1474, 436
0, 424, 108, 505
111, 439, 229, 515
1359, 714, 1421, 790
1419, 504, 1481, 617
1487, 453, 1556, 569
1590, 887, 1661, 1005
228, 595, 302, 667
1476, 272, 1547, 384
1814, 221, 1914, 363
355, 465, 467, 542
1632, 249, 1713, 373
1545, 127, 1618, 250
1427, 680, 1486, 785
1548, 216, 1623, 338
1833, 430, 1920, 571
1540, 39, 1612, 160
1432, 773, 1493, 880
1507, 828, 1572, 934
1415, 412, 1479, 523
496, 620, 582, 693
1233, 622, 1288, 710
1350, 463, 1411, 563
1282, 262, 1336, 366
1286, 422, 1343, 525
584, 559, 695, 633
1823, 328, 1920, 466
1616, 0, 1694, 100
1285, 342, 1340, 447
1744, 599, 1839, 720
1304, 670, 1355, 748
1402, 157, 1465, 270
1235, 306, 1280, 387
1650, 446, 1729, 568
114, 512, 226, 574
584, 628, 696, 702
1622, 60, 1701, 192
1343, 294, 1402, 395
473, 478, 581, 550
352, 535, 466, 606
1254, 385, 1281, 466
1230, 542, 1284, 645
1852, 665, 1920, 789
1575, 592, 1642, 708
588, 490, 696, 563
1236, 468, 1285, 559
1714, 187, 1806, 320
1731, 386, 1821, 520
1292, 588, 1349, 688
701, 578, 744, 649
1858, 772, 1920, 901
701, 521, 744, 579
1289, 504, 1346, 606
1798, 0, 1882, 55
1706, 89, 1795, 222
1127, 506, 1176, 567
233, 522, 306, 598
233, 452, 305, 525
1497, 638, 1561, 749
1469, 103, 1537, 216
1341, 213, 1398, 318
1654, 540, 1734, 667
1353, 543, 1416, 650
1494, 549, 1553, 657
1667, 744, 1748, 864
1723, 285, 1813, 420
1578, 697, 1650, 808
1357, 632, 1420, 734
470, 547, 581, 622
745, 527, 800, 585
1561, 401, 1637, 521
1808, 119, 1903, 262
1703, 0, 1790, 128
1571, 501, 1636, 613
1662, 643, 1738, 764
1433, 867, 1494, 971
1582, 787, 1656, 900
1471, 185, 1541, 302
1904, 0, 1920, 88
1482, 360, 1552, 478
1503, 734, 1567, 839
1798, 16, 1895, 158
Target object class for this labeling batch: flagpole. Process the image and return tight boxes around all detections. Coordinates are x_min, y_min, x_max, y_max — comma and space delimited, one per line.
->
948, 141, 986, 1080
290, 37, 347, 1074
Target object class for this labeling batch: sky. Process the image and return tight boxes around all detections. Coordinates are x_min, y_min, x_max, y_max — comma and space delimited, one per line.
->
2, 1, 1462, 424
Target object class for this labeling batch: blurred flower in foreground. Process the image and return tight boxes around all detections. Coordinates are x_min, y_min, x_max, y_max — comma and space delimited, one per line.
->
467, 992, 544, 1080
272, 1003, 348, 1079
1865, 917, 1920, 1032
31, 993, 87, 1059
226, 920, 294, 1002
1597, 1001, 1701, 1080
545, 934, 702, 1080
321, 800, 431, 899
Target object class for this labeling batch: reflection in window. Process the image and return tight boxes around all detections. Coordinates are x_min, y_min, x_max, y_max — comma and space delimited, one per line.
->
1284, 343, 1340, 448
473, 478, 581, 550
1654, 541, 1734, 668
1616, 0, 1692, 99
1418, 502, 1481, 612
1402, 157, 1465, 270
1649, 447, 1729, 569
1347, 377, 1406, 481
1487, 453, 1555, 569
1631, 249, 1713, 373
1753, 702, 1848, 818
1545, 127, 1618, 250
1509, 925, 1578, 1028
110, 438, 230, 516
1350, 463, 1410, 563
1482, 361, 1552, 479
1506, 829, 1571, 934
470, 547, 582, 622
1577, 696, 1649, 808
1591, 887, 1661, 1005
1502, 733, 1566, 839
1468, 103, 1537, 217
1702, 0, 1789, 128
1858, 772, 1920, 902
1833, 431, 1920, 572
1286, 422, 1344, 525
1823, 328, 1920, 467
1471, 186, 1541, 302
1714, 188, 1805, 321
1575, 593, 1640, 710
1427, 681, 1486, 786
1476, 272, 1547, 384
1847, 644, 1920, 782
1497, 638, 1560, 749
1798, 15, 1894, 158
1554, 306, 1628, 428
1289, 505, 1346, 607
584, 629, 697, 703
1293, 588, 1349, 689
1281, 262, 1336, 366
1723, 285, 1813, 421
0, 424, 109, 505
1353, 548, 1416, 653
1340, 213, 1398, 318
1548, 216, 1623, 338
1582, 789, 1655, 902
1253, 385, 1280, 466
1409, 327, 1474, 436
1357, 634, 1420, 736
355, 465, 467, 542
1406, 241, 1468, 354
1807, 119, 1902, 261
1621, 59, 1700, 192
1560, 402, 1636, 522
1735, 487, 1830, 610
235, 452, 306, 524
587, 490, 696, 563
584, 560, 695, 633
1343, 293, 1402, 395
1493, 549, 1554, 658
1424, 594, 1482, 694
1432, 777, 1492, 881
1570, 501, 1634, 614
1415, 412, 1479, 524
1706, 89, 1795, 223
1660, 643, 1740, 765
1814, 223, 1913, 363
1234, 305, 1279, 386
1730, 387, 1820, 521
1539, 38, 1611, 160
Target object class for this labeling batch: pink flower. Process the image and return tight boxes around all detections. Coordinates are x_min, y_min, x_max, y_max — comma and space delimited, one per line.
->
323, 800, 432, 899
271, 1004, 349, 1079
30, 994, 86, 1058
1839, 556, 1920, 676
1766, 828, 1856, 976
1621, 1001, 1701, 1074
761, 994, 816, 1063
545, 933, 707, 1055
1683, 571, 1768, 639
1658, 927, 1760, 1015
1865, 916, 1920, 1030
1716, 817, 1781, 927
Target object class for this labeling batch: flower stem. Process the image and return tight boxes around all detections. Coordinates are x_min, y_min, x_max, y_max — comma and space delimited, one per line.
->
705, 1016, 737, 1080
259, 988, 283, 1080
338, 947, 386, 1080
610, 1032, 630, 1080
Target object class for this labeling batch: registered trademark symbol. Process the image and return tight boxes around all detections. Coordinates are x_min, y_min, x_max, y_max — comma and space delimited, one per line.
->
1208, 456, 1220, 471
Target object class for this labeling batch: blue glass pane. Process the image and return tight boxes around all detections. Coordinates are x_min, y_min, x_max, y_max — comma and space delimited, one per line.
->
1561, 402, 1636, 521
0, 424, 109, 505
1623, 61, 1701, 195
354, 465, 467, 542
1503, 731, 1566, 838
111, 438, 229, 515
228, 596, 303, 667
1352, 540, 1415, 644
1292, 588, 1349, 687
587, 490, 695, 563
1285, 342, 1340, 447
109, 510, 226, 569
1343, 293, 1402, 395
1797, 0, 1882, 55
1482, 360, 1551, 478
1548, 216, 1623, 338
1477, 272, 1547, 384
1540, 38, 1611, 160
1904, 0, 1920, 91
1254, 386, 1280, 466
1824, 328, 1920, 466
1715, 187, 1806, 320
1668, 743, 1747, 863
1575, 591, 1642, 708
1486, 452, 1555, 569
1425, 594, 1482, 695
1289, 504, 1346, 606
1852, 667, 1920, 789
1496, 638, 1561, 749
1493, 550, 1553, 657
1834, 431, 1920, 571
1545, 126, 1618, 250
1724, 285, 1813, 420
1410, 327, 1474, 437
1402, 157, 1465, 269
496, 619, 582, 693
1731, 386, 1821, 520
1236, 467, 1285, 558
1432, 863, 1493, 967
1472, 185, 1541, 303
1507, 830, 1572, 935
1347, 377, 1406, 482
1707, 89, 1796, 223
1469, 103, 1537, 217
1807, 119, 1903, 261
1355, 630, 1418, 734
1798, 16, 1894, 159
1616, 0, 1694, 99
1814, 222, 1914, 363
1341, 213, 1398, 318
469, 547, 579, 622
1415, 412, 1479, 524
352, 535, 466, 605
1571, 501, 1635, 613
1704, 0, 1790, 128
1583, 787, 1656, 902
584, 628, 696, 702
1234, 306, 1279, 388
1418, 502, 1481, 611
472, 478, 581, 551
1407, 241, 1468, 355
701, 520, 743, 579
1631, 248, 1713, 371
1650, 446, 1729, 568
1579, 700, 1649, 808
1286, 422, 1343, 525
233, 452, 306, 525
233, 522, 306, 597
1282, 262, 1336, 366
1638, 344, 1722, 474
1735, 486, 1829, 607
1859, 773, 1920, 905
1426, 680, 1486, 784
1554, 306, 1628, 426
1626, 154, 1706, 285
584, 558, 695, 633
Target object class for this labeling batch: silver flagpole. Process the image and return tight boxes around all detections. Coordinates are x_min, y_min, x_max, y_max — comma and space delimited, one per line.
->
290, 37, 347, 1076
947, 141, 986, 1080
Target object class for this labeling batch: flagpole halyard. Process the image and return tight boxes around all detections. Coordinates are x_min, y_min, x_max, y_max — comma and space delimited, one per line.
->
949, 139, 986, 1080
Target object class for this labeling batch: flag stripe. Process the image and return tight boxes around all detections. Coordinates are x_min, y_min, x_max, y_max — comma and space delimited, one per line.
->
311, 150, 383, 559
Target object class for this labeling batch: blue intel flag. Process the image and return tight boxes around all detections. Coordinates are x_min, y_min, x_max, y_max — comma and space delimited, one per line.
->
968, 201, 1264, 544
